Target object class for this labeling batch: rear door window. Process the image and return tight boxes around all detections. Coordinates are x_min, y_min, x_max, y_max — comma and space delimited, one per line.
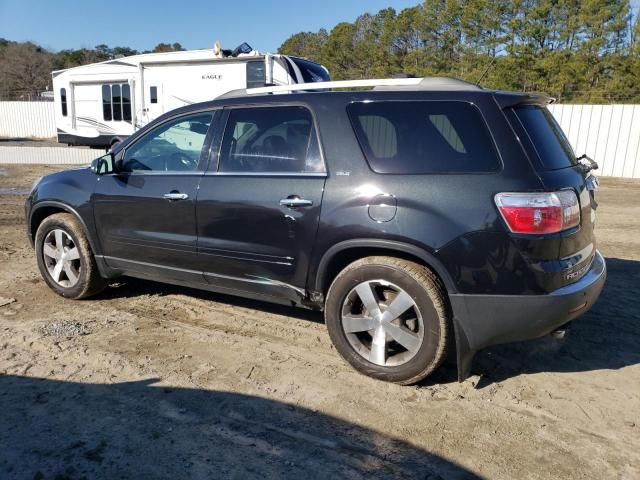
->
511, 105, 577, 170
218, 106, 325, 173
347, 101, 500, 174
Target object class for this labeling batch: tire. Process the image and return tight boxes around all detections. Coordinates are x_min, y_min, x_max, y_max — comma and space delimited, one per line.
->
35, 213, 107, 299
325, 256, 449, 385
107, 138, 121, 153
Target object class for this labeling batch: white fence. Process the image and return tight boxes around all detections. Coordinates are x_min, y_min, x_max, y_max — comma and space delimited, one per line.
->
0, 146, 97, 165
548, 104, 640, 179
0, 101, 56, 138
0, 101, 639, 177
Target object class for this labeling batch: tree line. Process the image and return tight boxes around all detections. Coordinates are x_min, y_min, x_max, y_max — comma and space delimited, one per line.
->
1, 1, 639, 103
278, 0, 640, 103
0, 40, 185, 100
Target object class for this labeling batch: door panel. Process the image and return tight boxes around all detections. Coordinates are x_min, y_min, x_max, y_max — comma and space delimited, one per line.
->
94, 173, 202, 277
92, 111, 215, 282
197, 175, 325, 297
196, 105, 326, 300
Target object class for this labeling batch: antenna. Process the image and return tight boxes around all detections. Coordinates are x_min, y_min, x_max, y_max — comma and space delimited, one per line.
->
475, 56, 496, 86
475, 47, 505, 86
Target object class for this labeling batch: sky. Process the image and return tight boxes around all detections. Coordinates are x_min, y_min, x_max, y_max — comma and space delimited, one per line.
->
1, 0, 638, 54
0, 0, 422, 53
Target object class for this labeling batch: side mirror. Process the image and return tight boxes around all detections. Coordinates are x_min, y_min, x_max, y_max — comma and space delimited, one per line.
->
90, 153, 115, 175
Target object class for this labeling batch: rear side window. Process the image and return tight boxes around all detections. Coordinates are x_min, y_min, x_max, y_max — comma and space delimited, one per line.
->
512, 106, 577, 170
219, 106, 325, 173
347, 101, 499, 174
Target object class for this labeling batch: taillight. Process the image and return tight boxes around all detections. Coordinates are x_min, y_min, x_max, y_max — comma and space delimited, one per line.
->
495, 191, 580, 234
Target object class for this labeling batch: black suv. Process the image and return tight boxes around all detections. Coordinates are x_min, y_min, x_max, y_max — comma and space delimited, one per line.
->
25, 77, 606, 384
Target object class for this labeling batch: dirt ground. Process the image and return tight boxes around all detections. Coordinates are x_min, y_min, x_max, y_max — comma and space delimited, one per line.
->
0, 165, 638, 480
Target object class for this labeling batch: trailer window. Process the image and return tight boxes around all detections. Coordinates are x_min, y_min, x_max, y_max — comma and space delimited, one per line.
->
122, 84, 131, 122
60, 88, 67, 117
150, 86, 158, 104
246, 61, 266, 89
112, 85, 122, 121
102, 83, 131, 122
102, 85, 112, 121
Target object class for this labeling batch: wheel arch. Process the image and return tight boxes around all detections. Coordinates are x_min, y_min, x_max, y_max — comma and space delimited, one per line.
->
313, 240, 481, 382
29, 201, 99, 255
313, 239, 457, 296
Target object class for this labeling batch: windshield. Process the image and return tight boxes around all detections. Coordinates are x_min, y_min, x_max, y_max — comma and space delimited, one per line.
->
513, 105, 577, 170
290, 57, 330, 83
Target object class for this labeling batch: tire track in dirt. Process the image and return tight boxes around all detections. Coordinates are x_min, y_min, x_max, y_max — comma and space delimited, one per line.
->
2, 167, 640, 479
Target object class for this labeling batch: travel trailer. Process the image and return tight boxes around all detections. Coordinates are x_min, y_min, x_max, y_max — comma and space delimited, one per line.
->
52, 43, 330, 148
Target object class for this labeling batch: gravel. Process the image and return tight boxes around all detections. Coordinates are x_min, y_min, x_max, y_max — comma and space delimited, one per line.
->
39, 320, 92, 338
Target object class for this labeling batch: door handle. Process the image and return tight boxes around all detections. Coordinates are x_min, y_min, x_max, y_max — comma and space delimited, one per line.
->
280, 197, 313, 208
163, 192, 189, 201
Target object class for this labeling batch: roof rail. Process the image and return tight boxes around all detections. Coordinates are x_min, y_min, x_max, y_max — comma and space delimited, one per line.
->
374, 77, 481, 91
217, 88, 249, 100
247, 78, 421, 95
243, 76, 481, 96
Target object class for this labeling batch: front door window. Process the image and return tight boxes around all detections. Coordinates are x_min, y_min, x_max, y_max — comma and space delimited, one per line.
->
121, 112, 212, 172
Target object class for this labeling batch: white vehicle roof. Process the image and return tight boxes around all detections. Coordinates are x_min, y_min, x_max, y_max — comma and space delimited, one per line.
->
52, 48, 266, 77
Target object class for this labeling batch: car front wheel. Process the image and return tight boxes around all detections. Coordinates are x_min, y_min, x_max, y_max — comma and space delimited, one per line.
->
35, 213, 106, 299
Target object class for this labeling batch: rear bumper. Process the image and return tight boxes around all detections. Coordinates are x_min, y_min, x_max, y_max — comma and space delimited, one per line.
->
450, 250, 606, 380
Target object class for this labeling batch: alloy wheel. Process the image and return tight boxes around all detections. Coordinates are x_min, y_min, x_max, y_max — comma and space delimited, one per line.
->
340, 280, 424, 367
42, 229, 81, 288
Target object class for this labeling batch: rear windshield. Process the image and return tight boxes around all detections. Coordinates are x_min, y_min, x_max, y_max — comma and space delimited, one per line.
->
513, 106, 577, 170
347, 101, 500, 174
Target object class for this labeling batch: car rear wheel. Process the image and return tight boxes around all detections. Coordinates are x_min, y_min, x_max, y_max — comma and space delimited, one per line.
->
35, 213, 106, 299
325, 256, 449, 385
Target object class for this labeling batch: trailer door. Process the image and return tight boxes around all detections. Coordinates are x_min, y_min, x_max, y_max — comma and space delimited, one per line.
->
142, 67, 164, 125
